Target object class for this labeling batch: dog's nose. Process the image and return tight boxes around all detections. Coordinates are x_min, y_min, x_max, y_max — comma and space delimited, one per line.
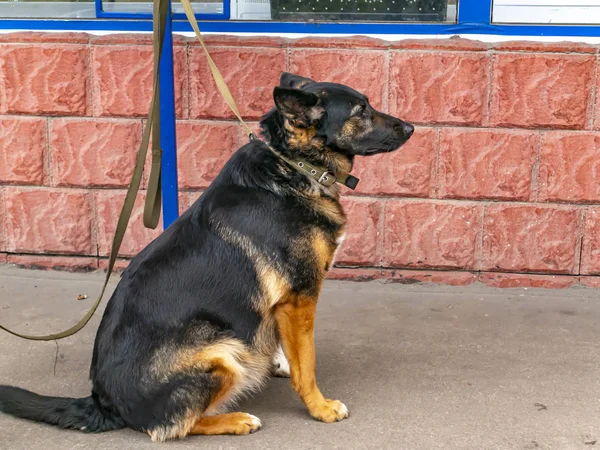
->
395, 121, 414, 138
402, 123, 414, 138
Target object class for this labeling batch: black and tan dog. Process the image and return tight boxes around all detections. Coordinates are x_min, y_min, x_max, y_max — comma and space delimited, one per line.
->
0, 73, 414, 440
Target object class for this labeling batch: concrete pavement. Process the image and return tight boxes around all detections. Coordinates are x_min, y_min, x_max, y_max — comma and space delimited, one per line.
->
0, 265, 599, 449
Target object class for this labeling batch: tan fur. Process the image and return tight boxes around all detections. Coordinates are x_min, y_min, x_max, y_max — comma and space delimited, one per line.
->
189, 412, 261, 435
147, 337, 271, 441
210, 220, 291, 364
312, 230, 336, 274
284, 120, 318, 151
341, 116, 373, 139
274, 297, 348, 423
283, 119, 356, 201
257, 262, 291, 312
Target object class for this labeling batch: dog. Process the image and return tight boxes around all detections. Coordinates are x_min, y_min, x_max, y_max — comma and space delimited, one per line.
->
0, 73, 414, 440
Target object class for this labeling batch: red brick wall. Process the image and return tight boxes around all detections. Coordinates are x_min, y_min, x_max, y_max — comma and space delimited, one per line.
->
1, 32, 599, 289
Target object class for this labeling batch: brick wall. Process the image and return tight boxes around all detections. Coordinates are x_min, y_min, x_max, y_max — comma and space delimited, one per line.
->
1, 32, 599, 289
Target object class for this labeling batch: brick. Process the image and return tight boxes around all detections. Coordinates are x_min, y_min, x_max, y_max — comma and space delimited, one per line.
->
0, 32, 89, 44
538, 132, 600, 203
238, 121, 263, 143
479, 272, 578, 289
490, 54, 595, 129
176, 122, 240, 189
50, 118, 142, 188
98, 258, 131, 272
177, 192, 192, 215
349, 127, 436, 197
580, 276, 600, 289
92, 46, 187, 118
0, 253, 6, 264
493, 40, 596, 54
327, 267, 383, 282
7, 255, 97, 273
90, 33, 186, 46
0, 188, 5, 252
291, 36, 389, 50
593, 75, 600, 130
4, 187, 93, 254
192, 35, 287, 48
95, 191, 162, 257
581, 208, 600, 275
384, 270, 478, 286
189, 47, 286, 120
383, 201, 482, 270
0, 117, 46, 185
0, 44, 90, 115
188, 191, 203, 208
389, 52, 489, 125
482, 205, 580, 274
289, 49, 387, 110
391, 37, 490, 51
336, 198, 383, 266
437, 128, 538, 201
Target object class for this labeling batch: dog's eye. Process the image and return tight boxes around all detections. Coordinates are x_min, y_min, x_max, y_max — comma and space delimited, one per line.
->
354, 103, 368, 117
360, 104, 371, 118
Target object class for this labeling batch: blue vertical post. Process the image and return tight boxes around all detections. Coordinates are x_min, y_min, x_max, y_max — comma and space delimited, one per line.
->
457, 0, 492, 25
159, 0, 179, 229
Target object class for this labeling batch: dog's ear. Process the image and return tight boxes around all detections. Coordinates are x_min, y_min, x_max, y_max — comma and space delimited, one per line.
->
280, 72, 316, 89
273, 87, 324, 127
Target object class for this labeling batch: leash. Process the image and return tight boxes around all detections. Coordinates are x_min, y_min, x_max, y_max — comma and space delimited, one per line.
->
181, 0, 359, 190
0, 0, 357, 341
0, 0, 168, 341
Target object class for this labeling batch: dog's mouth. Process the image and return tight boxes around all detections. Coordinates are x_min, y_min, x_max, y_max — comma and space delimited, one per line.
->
361, 133, 413, 155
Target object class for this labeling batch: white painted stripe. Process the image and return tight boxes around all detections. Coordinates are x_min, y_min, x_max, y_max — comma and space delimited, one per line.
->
2, 29, 600, 44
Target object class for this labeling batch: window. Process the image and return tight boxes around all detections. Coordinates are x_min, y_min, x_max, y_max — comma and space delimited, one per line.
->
0, 0, 226, 19
493, 0, 600, 25
265, 0, 456, 23
0, 0, 457, 22
2, 0, 600, 35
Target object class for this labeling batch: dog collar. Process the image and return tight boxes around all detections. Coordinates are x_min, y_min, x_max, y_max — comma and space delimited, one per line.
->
266, 145, 359, 190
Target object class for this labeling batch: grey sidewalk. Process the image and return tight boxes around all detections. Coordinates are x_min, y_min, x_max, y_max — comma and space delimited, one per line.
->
0, 265, 599, 450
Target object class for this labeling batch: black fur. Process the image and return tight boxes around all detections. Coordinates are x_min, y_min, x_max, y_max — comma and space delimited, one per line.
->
0, 386, 125, 432
0, 73, 413, 438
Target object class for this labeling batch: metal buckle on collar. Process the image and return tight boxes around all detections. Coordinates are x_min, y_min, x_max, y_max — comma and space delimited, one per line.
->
318, 171, 332, 185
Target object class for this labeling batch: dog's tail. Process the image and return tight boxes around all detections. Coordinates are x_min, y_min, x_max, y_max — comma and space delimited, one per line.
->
0, 385, 126, 432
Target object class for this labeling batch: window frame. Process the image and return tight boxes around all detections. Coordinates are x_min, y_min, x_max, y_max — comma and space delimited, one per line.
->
0, 0, 599, 37
95, 0, 230, 20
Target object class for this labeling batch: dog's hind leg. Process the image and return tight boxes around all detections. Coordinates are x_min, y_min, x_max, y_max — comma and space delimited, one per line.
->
149, 338, 267, 440
187, 350, 263, 436
189, 412, 261, 435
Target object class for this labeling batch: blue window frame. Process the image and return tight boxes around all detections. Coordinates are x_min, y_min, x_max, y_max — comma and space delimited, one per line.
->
1, 0, 600, 37
95, 0, 230, 20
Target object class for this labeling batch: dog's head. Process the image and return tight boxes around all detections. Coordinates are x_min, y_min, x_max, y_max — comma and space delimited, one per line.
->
271, 72, 414, 157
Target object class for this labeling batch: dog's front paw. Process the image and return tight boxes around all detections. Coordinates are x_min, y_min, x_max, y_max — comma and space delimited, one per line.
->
309, 399, 349, 423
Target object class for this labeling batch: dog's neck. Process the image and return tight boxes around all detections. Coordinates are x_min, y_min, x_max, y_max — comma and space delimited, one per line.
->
259, 109, 354, 182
